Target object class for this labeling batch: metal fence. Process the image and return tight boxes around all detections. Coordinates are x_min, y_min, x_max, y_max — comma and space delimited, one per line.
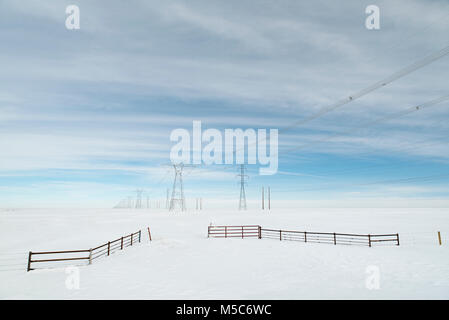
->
208, 225, 399, 247
207, 225, 261, 239
27, 230, 144, 271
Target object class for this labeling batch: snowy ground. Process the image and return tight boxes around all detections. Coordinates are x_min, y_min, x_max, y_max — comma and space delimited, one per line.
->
0, 207, 448, 299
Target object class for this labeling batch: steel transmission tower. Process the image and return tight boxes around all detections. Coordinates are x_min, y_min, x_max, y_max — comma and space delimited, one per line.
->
135, 189, 143, 209
166, 188, 170, 209
238, 164, 248, 210
169, 164, 186, 211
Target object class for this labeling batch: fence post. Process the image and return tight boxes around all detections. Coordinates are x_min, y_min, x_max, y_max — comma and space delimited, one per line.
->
107, 241, 110, 256
304, 231, 307, 243
148, 227, 152, 241
207, 226, 210, 238
368, 234, 371, 247
242, 226, 244, 239
27, 251, 32, 272
130, 233, 133, 246
88, 249, 92, 265
396, 233, 400, 246
225, 226, 227, 238
258, 226, 261, 239
280, 230, 282, 241
139, 230, 141, 243
438, 231, 442, 246
333, 233, 336, 245
121, 237, 123, 249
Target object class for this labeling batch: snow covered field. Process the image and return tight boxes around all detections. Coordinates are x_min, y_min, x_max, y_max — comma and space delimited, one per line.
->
0, 207, 448, 299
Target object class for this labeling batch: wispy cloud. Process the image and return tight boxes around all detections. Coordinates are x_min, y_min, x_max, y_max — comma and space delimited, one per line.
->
0, 0, 448, 206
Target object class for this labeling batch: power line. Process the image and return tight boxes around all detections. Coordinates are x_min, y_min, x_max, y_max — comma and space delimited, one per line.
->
132, 44, 449, 201
276, 97, 449, 180
281, 94, 449, 154
280, 44, 449, 133
226, 44, 449, 166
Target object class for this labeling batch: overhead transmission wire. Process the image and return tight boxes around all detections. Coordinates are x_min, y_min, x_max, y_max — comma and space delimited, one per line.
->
247, 44, 449, 191
278, 108, 449, 178
146, 18, 449, 187
151, 44, 449, 193
280, 44, 449, 133
253, 44, 449, 189
224, 43, 449, 169
273, 96, 449, 192
281, 94, 449, 154
154, 41, 449, 186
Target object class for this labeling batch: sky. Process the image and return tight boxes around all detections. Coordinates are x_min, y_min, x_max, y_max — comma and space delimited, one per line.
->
0, 0, 449, 208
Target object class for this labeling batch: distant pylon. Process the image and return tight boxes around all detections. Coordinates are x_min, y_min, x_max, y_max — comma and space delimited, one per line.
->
169, 164, 186, 211
238, 165, 248, 210
135, 189, 143, 209
113, 198, 127, 208
127, 196, 133, 208
166, 188, 170, 209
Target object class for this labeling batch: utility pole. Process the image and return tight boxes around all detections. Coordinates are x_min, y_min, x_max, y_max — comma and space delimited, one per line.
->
268, 187, 271, 210
238, 165, 248, 210
262, 187, 264, 210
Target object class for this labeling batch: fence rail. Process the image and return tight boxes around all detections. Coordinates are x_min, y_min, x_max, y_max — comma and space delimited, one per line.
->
208, 225, 261, 239
208, 225, 399, 247
27, 230, 144, 272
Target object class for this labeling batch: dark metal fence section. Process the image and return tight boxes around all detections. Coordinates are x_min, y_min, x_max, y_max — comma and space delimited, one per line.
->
208, 225, 399, 247
27, 230, 143, 271
208, 225, 261, 239
90, 231, 141, 261
369, 233, 400, 246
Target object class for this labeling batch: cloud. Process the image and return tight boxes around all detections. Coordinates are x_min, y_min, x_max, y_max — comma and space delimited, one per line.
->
0, 0, 448, 205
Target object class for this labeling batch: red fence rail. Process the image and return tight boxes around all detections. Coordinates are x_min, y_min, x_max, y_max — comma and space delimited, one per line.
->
27, 229, 145, 272
208, 225, 399, 247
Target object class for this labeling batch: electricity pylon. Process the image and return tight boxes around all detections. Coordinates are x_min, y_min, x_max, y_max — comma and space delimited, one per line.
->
165, 188, 170, 209
169, 164, 186, 211
238, 164, 248, 210
127, 196, 134, 208
135, 189, 143, 209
